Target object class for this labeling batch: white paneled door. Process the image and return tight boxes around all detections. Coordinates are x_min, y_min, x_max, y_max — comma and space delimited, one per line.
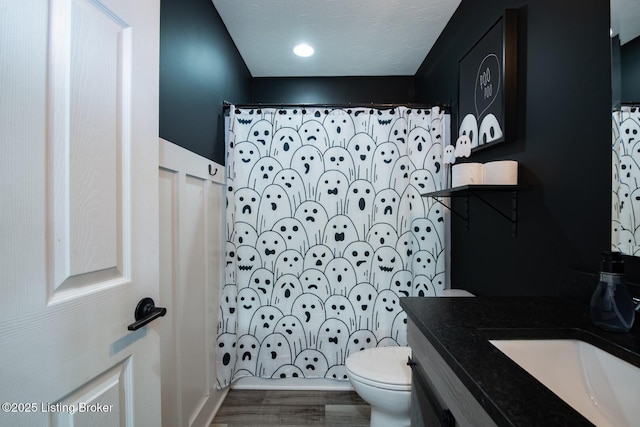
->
0, 0, 161, 425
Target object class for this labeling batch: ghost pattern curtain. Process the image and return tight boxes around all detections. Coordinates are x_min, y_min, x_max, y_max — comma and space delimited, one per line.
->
217, 106, 447, 388
612, 105, 640, 254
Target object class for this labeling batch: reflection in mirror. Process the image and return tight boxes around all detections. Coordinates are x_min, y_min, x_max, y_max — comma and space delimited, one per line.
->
610, 0, 640, 255
612, 106, 640, 255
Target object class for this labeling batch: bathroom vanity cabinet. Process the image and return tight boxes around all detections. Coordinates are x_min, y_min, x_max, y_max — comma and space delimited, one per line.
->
407, 319, 496, 427
400, 296, 640, 427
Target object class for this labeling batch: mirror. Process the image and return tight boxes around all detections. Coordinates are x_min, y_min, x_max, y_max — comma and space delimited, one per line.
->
611, 0, 640, 255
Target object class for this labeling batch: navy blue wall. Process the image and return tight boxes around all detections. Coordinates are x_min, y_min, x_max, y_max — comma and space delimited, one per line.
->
159, 0, 251, 164
622, 36, 640, 102
251, 77, 415, 104
415, 0, 612, 297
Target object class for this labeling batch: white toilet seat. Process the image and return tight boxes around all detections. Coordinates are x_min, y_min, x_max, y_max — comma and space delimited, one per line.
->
346, 367, 412, 391
345, 346, 412, 391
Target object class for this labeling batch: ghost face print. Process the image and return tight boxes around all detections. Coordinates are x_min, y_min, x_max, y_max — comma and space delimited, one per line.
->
316, 170, 350, 217
271, 127, 303, 166
345, 329, 377, 358
298, 120, 331, 152
620, 117, 640, 154
234, 222, 258, 247
410, 169, 438, 195
235, 334, 260, 374
347, 133, 375, 180
248, 267, 275, 306
271, 274, 303, 314
257, 332, 292, 377
372, 142, 401, 192
372, 289, 402, 340
219, 284, 238, 333
366, 223, 398, 248
234, 188, 261, 230
291, 145, 325, 198
388, 117, 409, 153
348, 282, 378, 330
232, 141, 261, 186
272, 217, 308, 254
389, 269, 413, 297
316, 318, 350, 366
255, 230, 287, 271
344, 241, 374, 284
323, 110, 356, 148
411, 217, 442, 255
216, 333, 237, 388
274, 315, 307, 356
257, 184, 292, 233
248, 305, 284, 343
370, 246, 404, 291
273, 169, 306, 211
323, 215, 359, 257
369, 108, 399, 143
303, 244, 334, 272
294, 201, 329, 246
235, 245, 262, 289
247, 119, 273, 156
274, 249, 304, 279
372, 189, 401, 226
294, 349, 329, 378
407, 126, 432, 167
291, 293, 326, 346
324, 257, 357, 297
236, 287, 261, 335
299, 268, 332, 301
398, 185, 426, 234
390, 156, 417, 194
324, 294, 357, 333
323, 146, 356, 181
248, 156, 283, 195
395, 231, 417, 269
344, 180, 376, 240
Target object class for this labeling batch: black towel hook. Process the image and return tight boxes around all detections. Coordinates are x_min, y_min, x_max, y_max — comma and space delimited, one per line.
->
209, 164, 218, 176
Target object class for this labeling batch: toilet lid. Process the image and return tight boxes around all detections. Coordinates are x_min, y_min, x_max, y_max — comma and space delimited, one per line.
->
345, 346, 412, 387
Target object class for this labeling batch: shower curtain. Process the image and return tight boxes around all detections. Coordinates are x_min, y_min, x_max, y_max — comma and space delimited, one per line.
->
217, 105, 449, 388
612, 105, 640, 254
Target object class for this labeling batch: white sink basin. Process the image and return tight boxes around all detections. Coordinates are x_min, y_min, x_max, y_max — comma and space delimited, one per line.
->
489, 339, 640, 427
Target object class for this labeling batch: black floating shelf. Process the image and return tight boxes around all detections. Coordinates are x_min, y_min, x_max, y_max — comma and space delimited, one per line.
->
422, 185, 527, 237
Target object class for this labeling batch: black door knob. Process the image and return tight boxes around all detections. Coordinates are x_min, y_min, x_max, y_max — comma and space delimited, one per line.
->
127, 297, 167, 331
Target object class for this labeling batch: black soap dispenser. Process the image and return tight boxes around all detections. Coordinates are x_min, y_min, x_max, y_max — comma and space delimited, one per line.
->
590, 252, 635, 332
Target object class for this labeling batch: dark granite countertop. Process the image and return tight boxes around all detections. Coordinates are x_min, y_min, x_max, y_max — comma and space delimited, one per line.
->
400, 296, 640, 427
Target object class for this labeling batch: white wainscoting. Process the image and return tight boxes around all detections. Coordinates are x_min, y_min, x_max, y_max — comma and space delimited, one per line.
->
159, 138, 227, 427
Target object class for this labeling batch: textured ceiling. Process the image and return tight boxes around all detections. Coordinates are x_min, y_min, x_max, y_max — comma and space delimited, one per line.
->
212, 0, 462, 77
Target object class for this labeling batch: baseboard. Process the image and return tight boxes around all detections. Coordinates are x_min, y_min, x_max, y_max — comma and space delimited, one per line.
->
231, 377, 355, 391
192, 388, 229, 427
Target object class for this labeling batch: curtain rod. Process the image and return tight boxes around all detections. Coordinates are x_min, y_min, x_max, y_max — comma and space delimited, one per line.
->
222, 100, 451, 113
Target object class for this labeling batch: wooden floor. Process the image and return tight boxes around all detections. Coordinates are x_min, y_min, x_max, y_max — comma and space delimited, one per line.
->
211, 389, 371, 427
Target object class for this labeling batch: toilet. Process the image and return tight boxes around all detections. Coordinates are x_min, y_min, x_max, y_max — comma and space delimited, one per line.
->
346, 289, 474, 427
345, 346, 412, 427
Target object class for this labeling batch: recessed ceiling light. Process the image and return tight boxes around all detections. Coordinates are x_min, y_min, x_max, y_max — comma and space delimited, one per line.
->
293, 43, 314, 57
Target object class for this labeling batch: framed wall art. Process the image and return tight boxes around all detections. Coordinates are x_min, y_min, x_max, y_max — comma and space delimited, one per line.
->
458, 9, 518, 153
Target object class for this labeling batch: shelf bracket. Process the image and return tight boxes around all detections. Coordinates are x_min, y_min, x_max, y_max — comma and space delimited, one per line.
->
469, 190, 519, 237
429, 194, 469, 231
422, 185, 524, 238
